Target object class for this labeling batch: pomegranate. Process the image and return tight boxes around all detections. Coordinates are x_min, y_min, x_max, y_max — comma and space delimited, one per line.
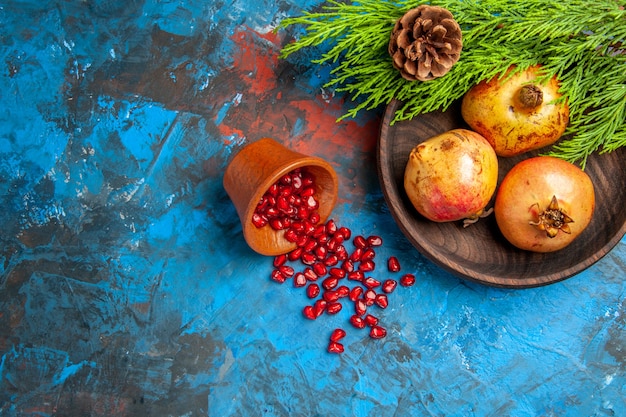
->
461, 65, 569, 157
494, 156, 595, 252
404, 128, 498, 224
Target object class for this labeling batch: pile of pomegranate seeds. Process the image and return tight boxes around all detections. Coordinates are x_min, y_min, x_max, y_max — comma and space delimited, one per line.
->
253, 168, 416, 354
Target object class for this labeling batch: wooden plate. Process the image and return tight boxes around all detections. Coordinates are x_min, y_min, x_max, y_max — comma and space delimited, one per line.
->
377, 99, 626, 288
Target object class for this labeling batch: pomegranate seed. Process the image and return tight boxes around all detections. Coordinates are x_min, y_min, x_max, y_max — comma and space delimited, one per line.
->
305, 195, 318, 210
355, 299, 367, 316
278, 265, 294, 277
341, 260, 354, 273
326, 236, 341, 252
350, 315, 366, 329
364, 289, 377, 306
303, 305, 316, 320
307, 283, 320, 298
327, 341, 344, 354
329, 267, 346, 279
336, 285, 350, 298
271, 269, 286, 283
363, 277, 381, 289
303, 267, 319, 281
315, 245, 328, 259
313, 224, 326, 238
303, 239, 317, 253
369, 325, 387, 339
337, 226, 351, 240
375, 294, 389, 309
273, 254, 287, 267
309, 211, 321, 224
361, 248, 376, 261
400, 273, 416, 287
330, 328, 346, 342
295, 234, 309, 247
367, 235, 383, 246
294, 272, 307, 288
326, 219, 337, 235
317, 233, 329, 245
347, 271, 364, 281
279, 173, 292, 185
301, 186, 315, 197
303, 268, 318, 281
277, 195, 290, 212
326, 302, 342, 315
382, 279, 398, 293
301, 252, 316, 265
269, 218, 285, 230
387, 256, 401, 272
313, 263, 327, 277
302, 173, 314, 187
251, 213, 268, 228
314, 299, 327, 317
322, 277, 339, 290
323, 254, 339, 267
334, 245, 348, 260
350, 248, 363, 263
323, 290, 339, 303
291, 174, 302, 190
291, 221, 304, 233
359, 260, 375, 272
349, 286, 364, 301
288, 247, 303, 262
364, 314, 379, 326
353, 235, 367, 249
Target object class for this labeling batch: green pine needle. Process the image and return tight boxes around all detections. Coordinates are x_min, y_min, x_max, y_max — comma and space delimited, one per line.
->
276, 0, 626, 168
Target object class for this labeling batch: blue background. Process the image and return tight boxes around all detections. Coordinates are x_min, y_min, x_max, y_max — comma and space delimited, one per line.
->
1, 1, 624, 416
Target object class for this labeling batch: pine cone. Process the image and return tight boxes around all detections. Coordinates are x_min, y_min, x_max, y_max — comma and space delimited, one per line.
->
388, 5, 462, 81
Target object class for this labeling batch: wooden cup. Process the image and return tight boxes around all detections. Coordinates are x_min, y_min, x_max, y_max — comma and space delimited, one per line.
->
223, 138, 338, 256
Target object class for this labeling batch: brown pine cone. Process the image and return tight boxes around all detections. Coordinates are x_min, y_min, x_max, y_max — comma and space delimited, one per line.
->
388, 5, 462, 81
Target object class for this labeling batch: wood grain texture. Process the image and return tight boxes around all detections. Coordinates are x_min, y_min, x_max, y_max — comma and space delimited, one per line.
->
378, 99, 626, 288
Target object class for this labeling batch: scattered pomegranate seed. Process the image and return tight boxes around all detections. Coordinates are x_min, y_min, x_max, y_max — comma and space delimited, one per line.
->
387, 256, 401, 272
278, 265, 294, 277
363, 277, 381, 289
271, 269, 286, 283
382, 279, 397, 293
322, 277, 339, 290
294, 272, 307, 288
350, 315, 366, 329
328, 341, 344, 354
353, 235, 367, 249
364, 314, 379, 326
375, 294, 389, 309
335, 285, 350, 298
363, 289, 377, 306
355, 299, 367, 316
400, 273, 416, 287
314, 299, 327, 317
306, 283, 320, 298
303, 305, 316, 320
326, 302, 342, 315
251, 167, 418, 353
330, 328, 347, 342
369, 325, 387, 339
349, 286, 364, 302
323, 290, 339, 303
359, 260, 375, 272
273, 254, 287, 267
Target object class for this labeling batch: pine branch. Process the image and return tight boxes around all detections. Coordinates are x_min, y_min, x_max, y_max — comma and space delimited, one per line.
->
277, 0, 626, 167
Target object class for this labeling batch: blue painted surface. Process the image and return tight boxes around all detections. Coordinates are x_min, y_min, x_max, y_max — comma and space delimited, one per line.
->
1, 1, 625, 416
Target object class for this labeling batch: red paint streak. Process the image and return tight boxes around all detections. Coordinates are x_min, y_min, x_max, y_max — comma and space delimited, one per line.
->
230, 27, 280, 95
